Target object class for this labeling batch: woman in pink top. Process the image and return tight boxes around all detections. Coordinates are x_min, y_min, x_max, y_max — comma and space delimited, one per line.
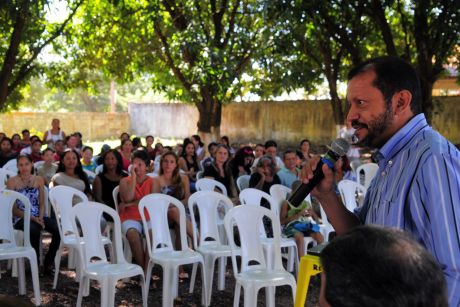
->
119, 149, 154, 271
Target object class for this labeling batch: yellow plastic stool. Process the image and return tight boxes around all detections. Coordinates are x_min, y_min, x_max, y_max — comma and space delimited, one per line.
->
294, 253, 322, 307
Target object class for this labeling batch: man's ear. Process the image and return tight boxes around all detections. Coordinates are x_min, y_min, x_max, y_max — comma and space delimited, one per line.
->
393, 90, 412, 115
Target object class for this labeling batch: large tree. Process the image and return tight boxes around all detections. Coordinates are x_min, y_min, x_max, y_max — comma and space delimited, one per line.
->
61, 0, 277, 141
0, 0, 82, 111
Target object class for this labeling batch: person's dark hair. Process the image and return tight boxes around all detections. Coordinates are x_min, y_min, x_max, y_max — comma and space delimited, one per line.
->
207, 142, 218, 152
229, 146, 254, 178
21, 129, 30, 135
120, 138, 132, 149
131, 149, 150, 166
320, 225, 448, 307
57, 149, 91, 194
159, 151, 184, 199
31, 139, 42, 146
132, 137, 142, 148
55, 139, 65, 147
264, 140, 277, 149
181, 140, 197, 159
120, 132, 130, 140
256, 155, 276, 174
101, 149, 124, 176
1, 137, 13, 148
11, 133, 20, 140
299, 139, 310, 147
295, 149, 304, 161
221, 136, 230, 146
81, 146, 93, 153
16, 154, 34, 174
30, 135, 40, 143
191, 134, 204, 147
282, 149, 296, 160
146, 135, 154, 142
348, 56, 422, 115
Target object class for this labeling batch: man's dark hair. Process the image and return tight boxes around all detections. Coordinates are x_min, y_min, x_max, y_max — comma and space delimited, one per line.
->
207, 142, 218, 152
131, 149, 150, 165
320, 225, 447, 307
348, 56, 422, 115
282, 149, 296, 160
264, 140, 277, 149
21, 129, 29, 135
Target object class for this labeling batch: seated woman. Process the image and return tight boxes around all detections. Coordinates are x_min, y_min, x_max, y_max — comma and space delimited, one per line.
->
43, 118, 66, 149
118, 150, 154, 271
229, 146, 255, 180
80, 146, 96, 172
191, 135, 205, 162
6, 154, 61, 275
119, 139, 133, 172
36, 148, 58, 186
178, 140, 199, 192
280, 180, 324, 259
11, 133, 23, 153
50, 149, 93, 201
0, 137, 19, 167
153, 151, 195, 278
203, 144, 238, 201
92, 149, 127, 221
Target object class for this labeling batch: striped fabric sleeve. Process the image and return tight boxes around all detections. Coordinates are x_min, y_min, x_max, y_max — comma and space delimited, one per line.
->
412, 151, 460, 306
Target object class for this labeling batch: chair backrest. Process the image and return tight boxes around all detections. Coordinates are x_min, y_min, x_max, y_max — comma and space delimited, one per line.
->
188, 191, 233, 249
112, 185, 120, 212
337, 180, 367, 212
349, 159, 362, 173
139, 194, 188, 256
269, 184, 291, 214
236, 175, 251, 192
95, 164, 104, 175
224, 205, 283, 274
33, 161, 45, 173
2, 159, 18, 173
196, 178, 228, 196
239, 188, 278, 213
356, 163, 379, 189
0, 190, 31, 248
84, 169, 96, 183
0, 168, 16, 190
196, 170, 204, 180
49, 186, 89, 239
71, 202, 125, 266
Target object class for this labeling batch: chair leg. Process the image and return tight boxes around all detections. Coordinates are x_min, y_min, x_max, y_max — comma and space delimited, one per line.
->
53, 244, 64, 289
266, 286, 276, 307
233, 283, 241, 307
189, 262, 198, 293
76, 276, 88, 307
27, 255, 41, 306
144, 261, 154, 295
203, 255, 215, 305
138, 273, 147, 307
200, 262, 209, 307
100, 279, 109, 307
217, 256, 226, 291
162, 268, 173, 307
18, 258, 26, 295
243, 285, 257, 307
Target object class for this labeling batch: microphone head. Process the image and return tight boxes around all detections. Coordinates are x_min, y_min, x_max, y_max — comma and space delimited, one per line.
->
331, 138, 350, 156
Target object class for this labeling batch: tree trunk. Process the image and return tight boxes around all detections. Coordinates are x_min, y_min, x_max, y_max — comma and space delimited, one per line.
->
196, 88, 222, 142
419, 77, 434, 123
0, 1, 29, 110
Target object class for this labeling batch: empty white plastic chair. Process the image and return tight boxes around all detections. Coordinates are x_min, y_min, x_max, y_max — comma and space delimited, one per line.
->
0, 190, 41, 306
70, 202, 147, 307
224, 205, 296, 307
356, 163, 379, 189
0, 168, 16, 190
95, 164, 104, 174
83, 169, 96, 183
188, 191, 235, 305
196, 178, 228, 196
139, 194, 208, 307
338, 180, 367, 212
196, 170, 204, 179
236, 175, 250, 192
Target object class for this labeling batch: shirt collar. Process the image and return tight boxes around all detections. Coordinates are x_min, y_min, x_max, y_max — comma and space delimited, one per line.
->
377, 113, 429, 163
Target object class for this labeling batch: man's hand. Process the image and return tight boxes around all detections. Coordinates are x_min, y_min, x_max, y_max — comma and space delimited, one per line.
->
300, 156, 336, 199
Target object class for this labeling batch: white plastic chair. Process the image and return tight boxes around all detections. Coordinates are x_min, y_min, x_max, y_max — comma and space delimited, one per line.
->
236, 175, 250, 192
356, 163, 379, 189
337, 180, 367, 212
196, 170, 204, 179
111, 185, 133, 264
70, 202, 147, 307
239, 188, 301, 273
3, 159, 18, 173
319, 204, 335, 242
83, 169, 96, 183
95, 164, 104, 174
33, 161, 45, 173
49, 185, 112, 289
188, 191, 235, 305
224, 205, 296, 307
139, 194, 208, 307
0, 190, 41, 305
196, 178, 228, 196
0, 168, 16, 190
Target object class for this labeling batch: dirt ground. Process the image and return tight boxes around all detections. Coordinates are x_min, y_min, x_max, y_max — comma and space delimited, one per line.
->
0, 242, 320, 307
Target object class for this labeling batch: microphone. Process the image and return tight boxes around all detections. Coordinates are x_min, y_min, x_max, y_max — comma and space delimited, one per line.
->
287, 138, 350, 207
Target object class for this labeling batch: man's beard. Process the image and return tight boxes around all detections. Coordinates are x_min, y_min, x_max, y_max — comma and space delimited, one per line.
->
352, 107, 394, 148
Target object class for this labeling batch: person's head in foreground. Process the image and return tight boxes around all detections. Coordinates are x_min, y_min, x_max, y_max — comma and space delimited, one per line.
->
319, 225, 447, 307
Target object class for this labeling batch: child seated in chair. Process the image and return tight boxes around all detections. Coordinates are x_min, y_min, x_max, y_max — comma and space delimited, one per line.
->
280, 180, 324, 259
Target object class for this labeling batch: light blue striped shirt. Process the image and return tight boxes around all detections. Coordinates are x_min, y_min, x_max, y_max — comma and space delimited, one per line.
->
357, 113, 460, 306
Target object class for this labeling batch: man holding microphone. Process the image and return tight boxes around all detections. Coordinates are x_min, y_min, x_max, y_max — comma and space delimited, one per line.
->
302, 56, 460, 306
